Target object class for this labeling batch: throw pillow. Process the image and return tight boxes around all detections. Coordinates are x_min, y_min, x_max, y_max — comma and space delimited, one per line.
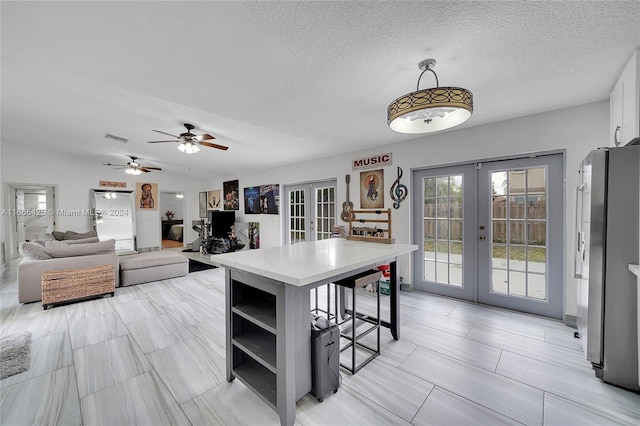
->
45, 239, 115, 258
51, 231, 65, 241
19, 242, 53, 260
63, 231, 98, 240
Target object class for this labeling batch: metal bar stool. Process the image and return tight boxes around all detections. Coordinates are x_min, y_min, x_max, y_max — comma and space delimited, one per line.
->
334, 269, 382, 374
311, 283, 339, 324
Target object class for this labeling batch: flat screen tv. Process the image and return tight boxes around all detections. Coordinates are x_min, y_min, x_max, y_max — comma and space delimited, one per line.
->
208, 210, 235, 238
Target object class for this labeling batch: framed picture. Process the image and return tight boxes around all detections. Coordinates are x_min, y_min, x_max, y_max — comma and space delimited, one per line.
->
249, 222, 260, 249
260, 184, 279, 214
207, 189, 221, 210
244, 186, 261, 214
223, 179, 240, 210
199, 191, 207, 218
136, 182, 158, 210
360, 169, 384, 209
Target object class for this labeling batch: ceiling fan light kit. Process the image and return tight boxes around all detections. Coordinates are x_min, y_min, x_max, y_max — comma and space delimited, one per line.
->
148, 123, 229, 153
388, 59, 473, 134
177, 141, 200, 154
104, 156, 161, 175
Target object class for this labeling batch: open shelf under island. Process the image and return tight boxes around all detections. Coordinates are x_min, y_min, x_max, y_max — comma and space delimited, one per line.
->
212, 238, 417, 426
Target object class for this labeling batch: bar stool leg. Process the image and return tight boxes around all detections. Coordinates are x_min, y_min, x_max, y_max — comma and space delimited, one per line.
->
351, 286, 356, 373
377, 279, 381, 354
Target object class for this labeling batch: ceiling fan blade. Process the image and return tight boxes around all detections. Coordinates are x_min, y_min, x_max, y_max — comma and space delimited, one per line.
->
147, 140, 180, 143
200, 133, 216, 141
103, 163, 128, 167
152, 130, 180, 138
141, 169, 152, 173
141, 166, 162, 171
199, 141, 229, 151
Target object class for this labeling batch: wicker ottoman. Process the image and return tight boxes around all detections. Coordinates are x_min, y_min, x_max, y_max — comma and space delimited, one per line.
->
41, 264, 116, 310
119, 250, 189, 286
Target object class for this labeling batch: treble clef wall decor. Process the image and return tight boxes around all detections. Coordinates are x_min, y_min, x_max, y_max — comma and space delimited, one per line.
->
390, 166, 408, 209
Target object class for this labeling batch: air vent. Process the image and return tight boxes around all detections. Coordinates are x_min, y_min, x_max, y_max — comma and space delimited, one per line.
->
104, 133, 128, 143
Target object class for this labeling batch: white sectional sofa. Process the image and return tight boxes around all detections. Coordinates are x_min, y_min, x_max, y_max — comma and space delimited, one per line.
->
17, 236, 119, 304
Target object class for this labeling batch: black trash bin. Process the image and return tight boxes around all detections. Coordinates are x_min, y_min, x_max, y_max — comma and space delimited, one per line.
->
310, 324, 340, 401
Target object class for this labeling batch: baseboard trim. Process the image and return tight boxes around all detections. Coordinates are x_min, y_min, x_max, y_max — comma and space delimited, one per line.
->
564, 314, 578, 329
400, 283, 412, 292
137, 246, 160, 253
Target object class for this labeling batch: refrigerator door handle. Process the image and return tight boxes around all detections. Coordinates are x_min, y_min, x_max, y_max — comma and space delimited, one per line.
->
574, 183, 586, 279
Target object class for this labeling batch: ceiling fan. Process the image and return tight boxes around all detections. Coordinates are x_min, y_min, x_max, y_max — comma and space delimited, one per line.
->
148, 123, 229, 154
103, 156, 161, 175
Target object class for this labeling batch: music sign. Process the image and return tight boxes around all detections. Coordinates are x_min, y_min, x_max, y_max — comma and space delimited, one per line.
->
352, 152, 392, 170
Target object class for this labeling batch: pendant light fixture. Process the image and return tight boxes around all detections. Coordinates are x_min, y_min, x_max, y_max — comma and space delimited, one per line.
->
387, 59, 473, 133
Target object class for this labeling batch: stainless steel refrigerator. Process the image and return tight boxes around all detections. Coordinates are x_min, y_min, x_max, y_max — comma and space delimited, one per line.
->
575, 145, 639, 391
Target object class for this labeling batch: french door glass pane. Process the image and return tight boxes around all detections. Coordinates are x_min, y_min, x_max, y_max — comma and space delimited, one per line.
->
315, 186, 335, 241
528, 273, 546, 299
490, 167, 547, 300
423, 175, 464, 286
289, 189, 306, 244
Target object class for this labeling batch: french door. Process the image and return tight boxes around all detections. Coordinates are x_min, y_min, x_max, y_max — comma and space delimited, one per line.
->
413, 154, 564, 318
285, 180, 337, 244
412, 165, 477, 301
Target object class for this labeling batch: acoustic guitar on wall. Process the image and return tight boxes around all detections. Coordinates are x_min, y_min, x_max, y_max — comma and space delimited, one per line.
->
341, 174, 355, 222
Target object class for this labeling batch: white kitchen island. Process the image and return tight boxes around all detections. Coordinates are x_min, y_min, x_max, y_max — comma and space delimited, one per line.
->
212, 238, 418, 426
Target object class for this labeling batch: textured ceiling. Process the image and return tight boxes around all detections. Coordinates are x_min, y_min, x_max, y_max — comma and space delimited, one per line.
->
2, 1, 639, 179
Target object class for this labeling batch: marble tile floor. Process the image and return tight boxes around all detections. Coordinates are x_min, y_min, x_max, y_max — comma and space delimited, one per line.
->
1, 260, 640, 425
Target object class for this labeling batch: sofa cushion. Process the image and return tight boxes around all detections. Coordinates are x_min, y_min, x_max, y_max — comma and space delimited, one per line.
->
119, 250, 188, 271
61, 236, 100, 244
63, 230, 98, 240
45, 239, 115, 258
19, 242, 53, 260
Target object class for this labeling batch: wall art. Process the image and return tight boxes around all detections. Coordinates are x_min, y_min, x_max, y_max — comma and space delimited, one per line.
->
390, 166, 408, 209
99, 180, 127, 188
136, 182, 158, 210
260, 184, 279, 214
359, 169, 384, 209
223, 180, 240, 210
199, 191, 207, 218
207, 189, 221, 210
244, 186, 261, 214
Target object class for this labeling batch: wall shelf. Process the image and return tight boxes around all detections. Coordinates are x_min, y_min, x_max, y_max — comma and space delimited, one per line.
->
346, 209, 395, 244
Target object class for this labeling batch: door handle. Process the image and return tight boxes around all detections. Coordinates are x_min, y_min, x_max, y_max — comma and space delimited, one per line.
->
479, 234, 486, 241
614, 125, 622, 146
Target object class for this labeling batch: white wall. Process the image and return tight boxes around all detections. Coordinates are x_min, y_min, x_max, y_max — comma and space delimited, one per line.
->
1, 145, 199, 255
199, 101, 609, 319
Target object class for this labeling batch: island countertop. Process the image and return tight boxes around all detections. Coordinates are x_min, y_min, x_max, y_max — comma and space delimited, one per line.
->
211, 238, 418, 287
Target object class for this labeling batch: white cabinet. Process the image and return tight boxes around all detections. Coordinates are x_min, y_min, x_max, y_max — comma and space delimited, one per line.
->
611, 49, 640, 146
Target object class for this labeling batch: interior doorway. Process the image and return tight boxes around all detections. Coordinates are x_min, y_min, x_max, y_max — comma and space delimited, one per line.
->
160, 191, 186, 249
7, 184, 56, 258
